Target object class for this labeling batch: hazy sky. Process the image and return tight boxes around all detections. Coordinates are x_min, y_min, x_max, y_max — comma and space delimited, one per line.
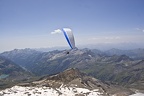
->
0, 0, 144, 52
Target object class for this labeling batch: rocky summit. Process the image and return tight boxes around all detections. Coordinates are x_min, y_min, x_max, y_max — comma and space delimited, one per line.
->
0, 68, 107, 96
32, 68, 108, 91
0, 68, 135, 96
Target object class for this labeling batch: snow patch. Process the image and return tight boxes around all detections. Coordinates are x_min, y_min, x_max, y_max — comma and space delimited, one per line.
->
0, 86, 103, 96
129, 92, 144, 96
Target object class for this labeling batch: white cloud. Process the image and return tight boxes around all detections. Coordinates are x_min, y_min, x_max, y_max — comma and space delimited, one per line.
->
51, 29, 62, 34
135, 28, 144, 32
104, 36, 120, 40
90, 37, 101, 40
135, 28, 141, 31
90, 36, 120, 40
86, 36, 122, 45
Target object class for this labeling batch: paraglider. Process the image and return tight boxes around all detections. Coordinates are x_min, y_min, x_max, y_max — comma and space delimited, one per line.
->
61, 28, 76, 49
51, 28, 77, 53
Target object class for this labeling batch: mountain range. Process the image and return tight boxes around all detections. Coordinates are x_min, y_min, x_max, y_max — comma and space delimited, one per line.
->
0, 48, 144, 91
104, 48, 144, 60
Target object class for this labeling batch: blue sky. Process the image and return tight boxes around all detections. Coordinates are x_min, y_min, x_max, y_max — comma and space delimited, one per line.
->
0, 0, 144, 52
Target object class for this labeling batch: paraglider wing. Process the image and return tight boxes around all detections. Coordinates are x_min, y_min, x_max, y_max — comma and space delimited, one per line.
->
62, 28, 75, 49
